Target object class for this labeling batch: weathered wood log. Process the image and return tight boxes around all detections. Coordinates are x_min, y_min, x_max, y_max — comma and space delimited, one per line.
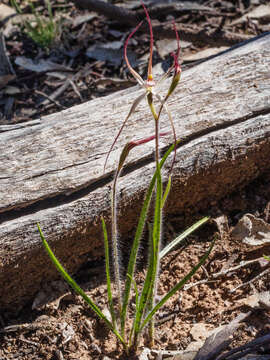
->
0, 33, 270, 311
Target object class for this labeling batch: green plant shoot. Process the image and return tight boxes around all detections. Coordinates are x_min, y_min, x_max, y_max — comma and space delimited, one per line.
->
10, 0, 61, 49
38, 1, 214, 354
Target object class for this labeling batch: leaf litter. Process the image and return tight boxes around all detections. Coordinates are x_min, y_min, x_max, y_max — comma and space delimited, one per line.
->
0, 0, 268, 124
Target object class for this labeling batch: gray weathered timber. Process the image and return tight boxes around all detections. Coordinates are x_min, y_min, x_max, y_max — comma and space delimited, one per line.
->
0, 33, 270, 310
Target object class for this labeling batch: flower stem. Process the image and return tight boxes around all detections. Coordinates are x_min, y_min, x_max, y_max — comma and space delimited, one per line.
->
147, 92, 163, 347
112, 170, 122, 317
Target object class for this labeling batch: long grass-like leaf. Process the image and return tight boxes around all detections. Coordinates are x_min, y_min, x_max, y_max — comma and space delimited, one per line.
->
160, 217, 209, 259
102, 218, 116, 328
139, 238, 215, 331
121, 142, 177, 336
146, 222, 155, 346
112, 133, 169, 317
132, 161, 162, 347
10, 0, 22, 14
37, 224, 126, 347
161, 175, 171, 209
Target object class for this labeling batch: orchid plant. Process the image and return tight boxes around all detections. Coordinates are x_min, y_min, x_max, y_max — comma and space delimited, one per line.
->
38, 1, 214, 354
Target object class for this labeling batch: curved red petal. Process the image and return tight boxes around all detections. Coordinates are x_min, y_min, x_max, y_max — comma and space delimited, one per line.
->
140, 1, 154, 81
124, 21, 144, 85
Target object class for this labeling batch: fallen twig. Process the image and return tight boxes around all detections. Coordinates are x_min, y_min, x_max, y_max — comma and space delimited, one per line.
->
0, 33, 15, 76
213, 258, 267, 278
35, 89, 66, 109
184, 257, 269, 291
229, 268, 270, 293
68, 79, 83, 101
38, 67, 91, 108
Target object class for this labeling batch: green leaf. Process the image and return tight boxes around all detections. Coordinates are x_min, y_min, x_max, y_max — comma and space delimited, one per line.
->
120, 142, 177, 335
160, 217, 210, 258
10, 0, 22, 14
102, 218, 116, 328
132, 161, 162, 345
140, 238, 216, 331
37, 224, 126, 347
161, 175, 171, 208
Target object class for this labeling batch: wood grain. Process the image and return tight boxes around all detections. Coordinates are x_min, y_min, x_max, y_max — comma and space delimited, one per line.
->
0, 33, 270, 310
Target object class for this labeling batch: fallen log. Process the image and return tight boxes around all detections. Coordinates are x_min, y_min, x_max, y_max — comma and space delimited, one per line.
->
0, 33, 270, 311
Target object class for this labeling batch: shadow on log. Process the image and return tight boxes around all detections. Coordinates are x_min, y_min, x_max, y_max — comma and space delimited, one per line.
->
0, 33, 270, 311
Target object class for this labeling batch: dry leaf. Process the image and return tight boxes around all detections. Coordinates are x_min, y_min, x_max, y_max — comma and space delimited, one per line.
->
194, 313, 249, 360
15, 56, 73, 73
32, 280, 71, 311
4, 85, 20, 95
231, 214, 270, 246
156, 39, 191, 58
241, 291, 270, 310
213, 215, 229, 238
231, 5, 270, 25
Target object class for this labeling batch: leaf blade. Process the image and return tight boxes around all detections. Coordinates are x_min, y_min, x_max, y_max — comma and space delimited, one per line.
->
140, 238, 215, 331
37, 224, 126, 347
160, 217, 210, 258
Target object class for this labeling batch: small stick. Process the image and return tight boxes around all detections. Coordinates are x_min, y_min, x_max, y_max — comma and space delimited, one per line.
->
184, 279, 216, 291
229, 268, 270, 293
19, 334, 39, 346
184, 257, 269, 291
68, 79, 83, 101
213, 257, 267, 278
35, 90, 66, 109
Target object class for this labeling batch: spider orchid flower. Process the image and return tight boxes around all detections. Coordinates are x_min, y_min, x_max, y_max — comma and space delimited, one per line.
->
104, 1, 181, 171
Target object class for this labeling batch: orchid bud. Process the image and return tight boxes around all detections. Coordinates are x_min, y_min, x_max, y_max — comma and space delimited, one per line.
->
166, 54, 181, 99
117, 132, 170, 174
165, 22, 181, 100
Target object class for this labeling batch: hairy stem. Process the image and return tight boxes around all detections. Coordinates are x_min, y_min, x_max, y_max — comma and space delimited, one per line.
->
112, 169, 122, 316
146, 92, 163, 347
